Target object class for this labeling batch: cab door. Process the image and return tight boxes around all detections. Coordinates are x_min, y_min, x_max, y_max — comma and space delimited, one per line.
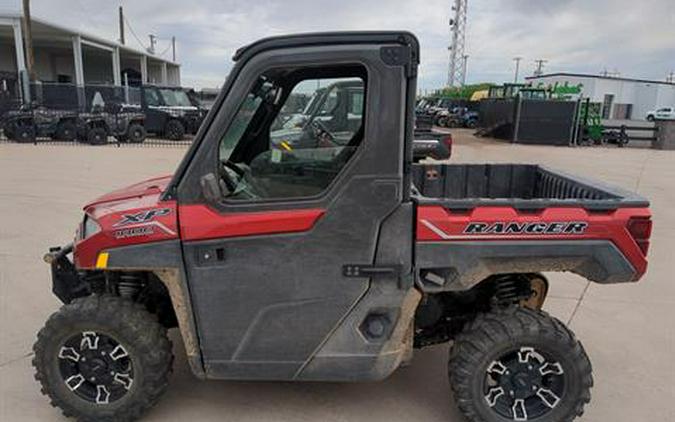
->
175, 37, 413, 380
141, 87, 165, 134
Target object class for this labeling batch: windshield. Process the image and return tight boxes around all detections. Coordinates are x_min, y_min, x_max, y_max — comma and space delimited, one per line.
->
159, 89, 193, 107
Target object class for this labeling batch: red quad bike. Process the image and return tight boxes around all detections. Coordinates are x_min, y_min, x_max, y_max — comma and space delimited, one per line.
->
35, 32, 652, 422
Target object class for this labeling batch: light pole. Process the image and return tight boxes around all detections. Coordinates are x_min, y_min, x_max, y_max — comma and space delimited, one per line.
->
513, 57, 522, 83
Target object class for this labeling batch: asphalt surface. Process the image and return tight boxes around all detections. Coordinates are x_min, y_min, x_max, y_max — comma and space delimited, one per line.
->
1, 132, 673, 421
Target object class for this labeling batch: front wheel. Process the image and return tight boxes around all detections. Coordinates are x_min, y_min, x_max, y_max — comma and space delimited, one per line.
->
33, 295, 173, 422
449, 307, 593, 422
164, 119, 185, 140
126, 123, 147, 143
87, 127, 108, 145
55, 121, 77, 142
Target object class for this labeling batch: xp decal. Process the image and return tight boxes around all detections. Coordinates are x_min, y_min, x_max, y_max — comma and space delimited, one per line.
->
464, 221, 588, 235
113, 208, 172, 227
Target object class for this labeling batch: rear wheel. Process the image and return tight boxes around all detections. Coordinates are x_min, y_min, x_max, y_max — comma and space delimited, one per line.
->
3, 123, 16, 140
15, 122, 36, 143
55, 121, 77, 142
33, 295, 173, 422
448, 307, 592, 422
164, 120, 185, 140
126, 123, 146, 143
87, 127, 108, 145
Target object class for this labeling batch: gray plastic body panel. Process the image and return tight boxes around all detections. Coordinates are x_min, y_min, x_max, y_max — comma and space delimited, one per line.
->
412, 164, 649, 210
101, 240, 205, 378
415, 240, 637, 292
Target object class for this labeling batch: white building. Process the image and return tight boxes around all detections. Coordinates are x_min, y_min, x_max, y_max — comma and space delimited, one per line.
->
0, 12, 180, 102
526, 72, 675, 121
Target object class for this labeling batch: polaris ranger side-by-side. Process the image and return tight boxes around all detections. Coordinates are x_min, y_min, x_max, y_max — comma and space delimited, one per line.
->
36, 32, 652, 422
127, 85, 206, 140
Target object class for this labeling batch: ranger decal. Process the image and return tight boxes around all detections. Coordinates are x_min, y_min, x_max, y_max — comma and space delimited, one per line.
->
464, 221, 588, 235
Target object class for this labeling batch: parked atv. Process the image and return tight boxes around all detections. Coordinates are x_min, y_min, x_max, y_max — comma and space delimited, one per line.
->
436, 107, 479, 129
2, 104, 78, 143
78, 103, 146, 145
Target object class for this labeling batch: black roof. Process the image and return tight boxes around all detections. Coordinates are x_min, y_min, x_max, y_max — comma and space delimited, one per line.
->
526, 72, 675, 87
233, 31, 419, 62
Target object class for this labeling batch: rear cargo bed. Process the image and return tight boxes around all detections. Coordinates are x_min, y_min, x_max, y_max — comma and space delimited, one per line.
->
412, 164, 648, 210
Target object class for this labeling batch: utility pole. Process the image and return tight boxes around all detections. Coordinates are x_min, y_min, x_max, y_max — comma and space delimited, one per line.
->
666, 71, 674, 83
513, 56, 522, 83
534, 59, 547, 76
148, 34, 156, 54
22, 0, 35, 81
118, 6, 125, 45
171, 36, 176, 62
447, 0, 468, 87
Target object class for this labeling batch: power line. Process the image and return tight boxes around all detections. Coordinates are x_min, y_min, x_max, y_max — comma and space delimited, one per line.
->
123, 15, 147, 50
157, 42, 172, 58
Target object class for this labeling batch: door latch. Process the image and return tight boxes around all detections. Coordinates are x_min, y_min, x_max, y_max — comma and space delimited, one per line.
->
343, 265, 401, 278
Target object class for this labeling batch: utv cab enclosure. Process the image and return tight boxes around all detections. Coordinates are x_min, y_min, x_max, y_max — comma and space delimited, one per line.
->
136, 85, 206, 140
35, 32, 651, 422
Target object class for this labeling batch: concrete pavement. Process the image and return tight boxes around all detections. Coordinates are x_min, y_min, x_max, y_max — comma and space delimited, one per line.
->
1, 133, 673, 421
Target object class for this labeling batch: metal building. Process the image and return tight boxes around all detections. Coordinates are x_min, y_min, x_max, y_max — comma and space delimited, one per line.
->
526, 72, 675, 121
0, 12, 180, 103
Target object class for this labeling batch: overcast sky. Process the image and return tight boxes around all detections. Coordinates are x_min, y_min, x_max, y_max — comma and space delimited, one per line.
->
2, 0, 674, 90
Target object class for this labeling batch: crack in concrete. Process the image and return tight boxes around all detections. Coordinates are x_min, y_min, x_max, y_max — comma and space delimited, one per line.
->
567, 281, 592, 326
0, 352, 34, 368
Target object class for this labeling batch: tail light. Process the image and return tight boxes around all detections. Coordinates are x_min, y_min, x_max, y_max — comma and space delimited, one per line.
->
442, 134, 453, 158
627, 217, 652, 255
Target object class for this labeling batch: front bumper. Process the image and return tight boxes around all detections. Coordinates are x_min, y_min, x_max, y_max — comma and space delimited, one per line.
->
44, 243, 89, 304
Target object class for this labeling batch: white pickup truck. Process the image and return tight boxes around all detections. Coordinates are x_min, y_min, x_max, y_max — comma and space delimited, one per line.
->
646, 107, 675, 121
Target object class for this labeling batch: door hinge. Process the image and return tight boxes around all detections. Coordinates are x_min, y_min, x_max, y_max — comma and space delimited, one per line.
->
343, 264, 401, 278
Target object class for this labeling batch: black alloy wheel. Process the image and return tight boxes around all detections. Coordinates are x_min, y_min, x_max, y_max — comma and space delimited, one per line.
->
164, 120, 185, 140
87, 127, 108, 145
126, 123, 147, 143
55, 121, 77, 142
57, 331, 134, 405
15, 122, 36, 143
33, 295, 173, 422
449, 307, 593, 422
483, 347, 565, 421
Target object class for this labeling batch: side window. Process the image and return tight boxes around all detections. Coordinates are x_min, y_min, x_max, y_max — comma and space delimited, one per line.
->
144, 88, 161, 107
217, 67, 366, 201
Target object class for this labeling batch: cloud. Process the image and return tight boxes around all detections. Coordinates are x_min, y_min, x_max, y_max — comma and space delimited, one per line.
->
7, 0, 675, 89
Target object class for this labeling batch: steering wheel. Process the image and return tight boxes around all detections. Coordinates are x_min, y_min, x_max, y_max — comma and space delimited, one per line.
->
220, 160, 263, 199
310, 119, 337, 147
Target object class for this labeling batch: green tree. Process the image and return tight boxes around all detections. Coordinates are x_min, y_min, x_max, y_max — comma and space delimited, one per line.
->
435, 83, 494, 99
